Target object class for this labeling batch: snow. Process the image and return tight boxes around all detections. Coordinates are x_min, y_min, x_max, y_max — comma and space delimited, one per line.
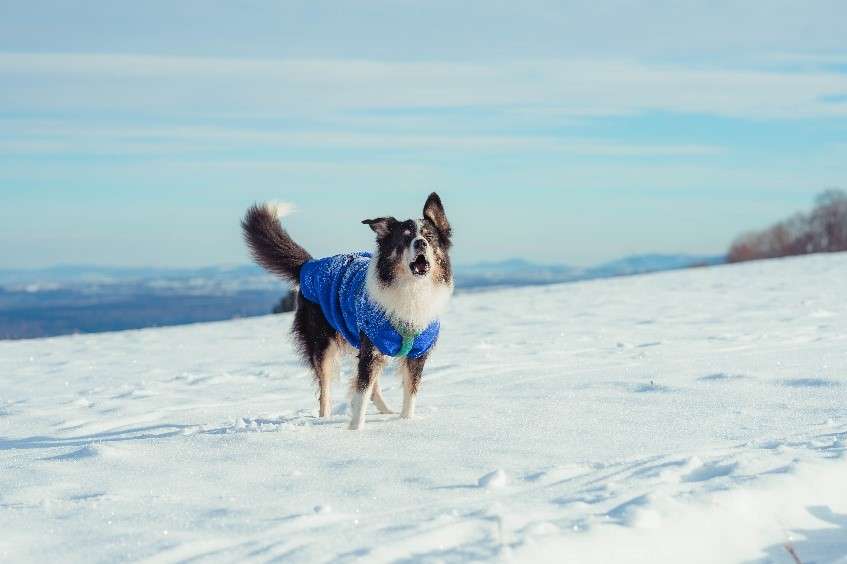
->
1, 252, 846, 563
478, 469, 509, 489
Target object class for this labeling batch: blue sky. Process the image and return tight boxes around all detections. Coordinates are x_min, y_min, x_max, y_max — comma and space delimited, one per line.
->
1, 1, 846, 268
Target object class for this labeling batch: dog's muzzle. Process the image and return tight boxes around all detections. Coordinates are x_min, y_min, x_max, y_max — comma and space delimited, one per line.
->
410, 253, 430, 276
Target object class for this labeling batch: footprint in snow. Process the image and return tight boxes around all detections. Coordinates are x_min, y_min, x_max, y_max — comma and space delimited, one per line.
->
697, 372, 747, 382
682, 461, 738, 483
478, 469, 509, 489
631, 382, 673, 393
781, 378, 840, 388
44, 444, 99, 461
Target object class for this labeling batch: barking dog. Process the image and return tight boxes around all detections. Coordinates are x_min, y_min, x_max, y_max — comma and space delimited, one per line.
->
242, 193, 453, 430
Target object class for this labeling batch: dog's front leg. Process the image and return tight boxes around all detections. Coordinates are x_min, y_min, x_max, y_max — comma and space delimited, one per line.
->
349, 334, 385, 430
399, 353, 427, 419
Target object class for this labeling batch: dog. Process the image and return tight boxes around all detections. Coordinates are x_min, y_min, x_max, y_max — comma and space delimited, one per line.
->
241, 193, 453, 430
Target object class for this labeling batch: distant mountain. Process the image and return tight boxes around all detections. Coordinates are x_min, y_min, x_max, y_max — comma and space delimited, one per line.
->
0, 253, 726, 339
454, 259, 579, 288
0, 253, 725, 293
583, 253, 725, 279
0, 264, 276, 293
0, 265, 285, 339
454, 253, 725, 289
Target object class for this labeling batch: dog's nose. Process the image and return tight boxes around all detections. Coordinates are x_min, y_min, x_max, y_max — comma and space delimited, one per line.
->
413, 238, 427, 252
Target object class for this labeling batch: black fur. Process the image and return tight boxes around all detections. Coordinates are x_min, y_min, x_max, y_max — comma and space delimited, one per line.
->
363, 217, 418, 284
242, 204, 339, 397
361, 217, 396, 239
423, 192, 452, 248
241, 204, 312, 283
400, 353, 427, 395
292, 291, 339, 387
361, 193, 452, 285
356, 332, 383, 393
420, 216, 452, 284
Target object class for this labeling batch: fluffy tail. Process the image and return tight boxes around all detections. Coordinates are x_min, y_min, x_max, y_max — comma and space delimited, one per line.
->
241, 203, 312, 283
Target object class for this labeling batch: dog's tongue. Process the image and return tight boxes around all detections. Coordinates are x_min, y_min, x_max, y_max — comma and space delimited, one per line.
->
410, 254, 430, 275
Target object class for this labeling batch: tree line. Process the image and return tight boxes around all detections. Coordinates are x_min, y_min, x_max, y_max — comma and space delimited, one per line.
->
728, 189, 847, 263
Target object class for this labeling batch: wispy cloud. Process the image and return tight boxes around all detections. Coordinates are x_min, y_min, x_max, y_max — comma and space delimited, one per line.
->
2, 53, 847, 119
0, 121, 725, 158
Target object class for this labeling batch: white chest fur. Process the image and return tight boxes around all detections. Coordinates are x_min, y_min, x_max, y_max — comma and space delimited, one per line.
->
366, 261, 453, 331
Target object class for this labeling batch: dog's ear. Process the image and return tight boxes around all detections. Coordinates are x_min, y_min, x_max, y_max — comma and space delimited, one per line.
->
423, 192, 451, 243
362, 217, 395, 238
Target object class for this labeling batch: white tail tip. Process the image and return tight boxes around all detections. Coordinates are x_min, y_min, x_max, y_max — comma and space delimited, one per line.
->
265, 201, 295, 219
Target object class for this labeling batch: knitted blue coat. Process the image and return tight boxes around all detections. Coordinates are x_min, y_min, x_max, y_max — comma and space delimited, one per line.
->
298, 252, 440, 358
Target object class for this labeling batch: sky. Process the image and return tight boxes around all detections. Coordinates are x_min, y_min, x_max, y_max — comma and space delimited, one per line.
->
1, 0, 846, 268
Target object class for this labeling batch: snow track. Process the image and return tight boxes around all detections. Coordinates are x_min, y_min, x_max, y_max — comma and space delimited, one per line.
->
1, 253, 846, 562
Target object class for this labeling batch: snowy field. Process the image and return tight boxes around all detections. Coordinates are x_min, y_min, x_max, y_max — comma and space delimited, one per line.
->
1, 253, 846, 563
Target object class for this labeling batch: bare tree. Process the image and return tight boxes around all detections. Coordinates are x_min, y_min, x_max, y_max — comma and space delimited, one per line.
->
728, 189, 847, 263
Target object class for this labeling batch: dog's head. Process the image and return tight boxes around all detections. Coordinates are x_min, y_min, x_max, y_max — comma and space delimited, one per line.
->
362, 192, 453, 288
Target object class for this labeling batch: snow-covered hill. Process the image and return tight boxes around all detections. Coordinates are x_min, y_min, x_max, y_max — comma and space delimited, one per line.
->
1, 253, 846, 563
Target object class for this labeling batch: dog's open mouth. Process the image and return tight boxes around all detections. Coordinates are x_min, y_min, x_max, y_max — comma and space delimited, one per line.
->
410, 254, 430, 276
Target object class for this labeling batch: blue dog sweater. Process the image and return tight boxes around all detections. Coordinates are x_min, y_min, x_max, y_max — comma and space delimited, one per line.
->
298, 252, 440, 358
